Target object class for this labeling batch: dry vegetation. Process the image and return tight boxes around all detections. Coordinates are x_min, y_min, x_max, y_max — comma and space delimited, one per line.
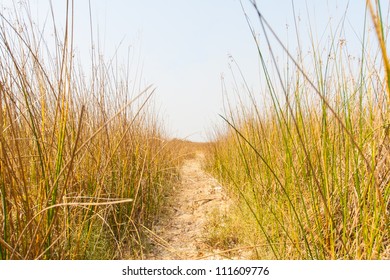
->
167, 138, 213, 160
208, 1, 390, 259
1, 0, 389, 261
0, 1, 180, 259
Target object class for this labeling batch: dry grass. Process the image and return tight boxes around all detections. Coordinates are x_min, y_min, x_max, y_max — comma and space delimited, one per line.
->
0, 1, 179, 259
208, 1, 390, 259
166, 138, 213, 161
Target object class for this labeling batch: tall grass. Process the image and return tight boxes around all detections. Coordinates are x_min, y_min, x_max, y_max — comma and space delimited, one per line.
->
0, 1, 179, 259
209, 1, 390, 259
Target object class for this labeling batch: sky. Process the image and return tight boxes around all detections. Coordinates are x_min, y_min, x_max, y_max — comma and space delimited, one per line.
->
1, 0, 388, 141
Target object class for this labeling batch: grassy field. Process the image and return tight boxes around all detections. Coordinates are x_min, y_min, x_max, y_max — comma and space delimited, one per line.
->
208, 1, 390, 259
0, 2, 180, 259
1, 0, 389, 261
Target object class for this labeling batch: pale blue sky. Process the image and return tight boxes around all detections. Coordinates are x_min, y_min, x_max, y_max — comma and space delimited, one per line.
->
1, 1, 388, 141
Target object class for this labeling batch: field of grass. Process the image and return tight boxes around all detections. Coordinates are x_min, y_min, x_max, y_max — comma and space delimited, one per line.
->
208, 1, 390, 259
1, 0, 389, 261
0, 2, 180, 259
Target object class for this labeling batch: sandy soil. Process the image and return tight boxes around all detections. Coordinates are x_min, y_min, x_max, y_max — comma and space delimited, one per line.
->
145, 151, 235, 260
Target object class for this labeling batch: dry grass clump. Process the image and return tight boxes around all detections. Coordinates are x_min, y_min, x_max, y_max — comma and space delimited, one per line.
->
203, 208, 240, 252
208, 1, 390, 259
0, 1, 179, 259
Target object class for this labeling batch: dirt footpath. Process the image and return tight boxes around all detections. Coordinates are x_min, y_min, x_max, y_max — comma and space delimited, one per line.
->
146, 151, 233, 259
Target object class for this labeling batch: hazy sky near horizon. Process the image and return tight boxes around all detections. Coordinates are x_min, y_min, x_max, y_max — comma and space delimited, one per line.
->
1, 0, 388, 141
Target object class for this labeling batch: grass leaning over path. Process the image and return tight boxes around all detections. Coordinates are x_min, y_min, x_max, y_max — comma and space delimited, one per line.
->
208, 1, 390, 259
0, 1, 180, 259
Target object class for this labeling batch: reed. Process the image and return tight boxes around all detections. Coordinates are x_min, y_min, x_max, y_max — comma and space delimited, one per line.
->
209, 0, 390, 259
0, 1, 179, 259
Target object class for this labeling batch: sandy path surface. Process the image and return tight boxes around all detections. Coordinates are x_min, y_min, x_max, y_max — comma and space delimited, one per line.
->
146, 152, 233, 259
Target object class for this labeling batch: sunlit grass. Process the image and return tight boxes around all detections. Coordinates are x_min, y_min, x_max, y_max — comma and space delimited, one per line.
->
208, 1, 390, 259
0, 1, 179, 259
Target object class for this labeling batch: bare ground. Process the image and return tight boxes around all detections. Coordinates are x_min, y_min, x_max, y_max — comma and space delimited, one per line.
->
145, 151, 245, 260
